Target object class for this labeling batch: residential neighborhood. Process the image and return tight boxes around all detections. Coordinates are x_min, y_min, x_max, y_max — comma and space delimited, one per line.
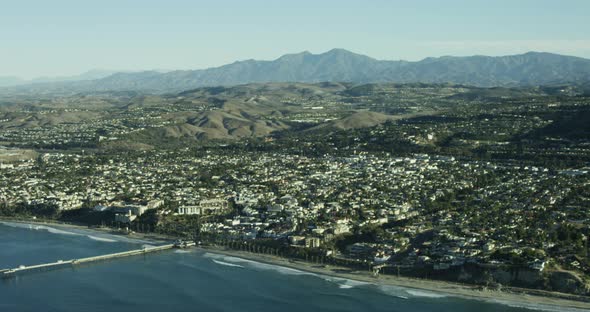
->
1, 82, 589, 295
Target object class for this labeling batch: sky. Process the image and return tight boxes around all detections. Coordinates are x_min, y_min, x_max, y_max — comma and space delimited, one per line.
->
2, 0, 590, 79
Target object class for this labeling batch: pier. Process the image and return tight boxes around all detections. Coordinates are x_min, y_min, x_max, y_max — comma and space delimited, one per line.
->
2, 244, 175, 278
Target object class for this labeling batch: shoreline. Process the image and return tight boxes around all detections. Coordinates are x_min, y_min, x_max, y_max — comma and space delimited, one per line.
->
2, 218, 590, 310
200, 246, 590, 311
0, 217, 175, 244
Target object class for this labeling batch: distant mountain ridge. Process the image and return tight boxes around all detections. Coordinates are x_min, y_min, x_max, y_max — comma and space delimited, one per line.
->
0, 69, 171, 88
3, 49, 590, 93
0, 70, 120, 87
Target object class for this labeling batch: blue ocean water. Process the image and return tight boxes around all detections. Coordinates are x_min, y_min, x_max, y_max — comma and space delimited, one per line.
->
0, 222, 583, 312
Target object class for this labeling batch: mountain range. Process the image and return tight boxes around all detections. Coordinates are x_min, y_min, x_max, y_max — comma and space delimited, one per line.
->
0, 70, 129, 88
2, 49, 590, 93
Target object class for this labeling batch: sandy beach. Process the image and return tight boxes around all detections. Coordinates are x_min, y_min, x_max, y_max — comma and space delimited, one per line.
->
201, 246, 590, 311
2, 218, 590, 310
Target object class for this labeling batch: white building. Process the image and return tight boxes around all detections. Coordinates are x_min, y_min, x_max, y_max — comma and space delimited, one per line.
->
177, 199, 229, 215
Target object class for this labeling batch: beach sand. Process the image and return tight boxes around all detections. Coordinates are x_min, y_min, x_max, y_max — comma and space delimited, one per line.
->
2, 218, 590, 310
201, 246, 590, 311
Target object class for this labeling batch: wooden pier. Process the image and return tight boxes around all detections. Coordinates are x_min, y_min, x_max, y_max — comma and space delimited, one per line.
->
2, 244, 175, 278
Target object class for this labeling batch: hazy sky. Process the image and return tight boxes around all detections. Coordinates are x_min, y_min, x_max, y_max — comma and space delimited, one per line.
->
2, 0, 590, 78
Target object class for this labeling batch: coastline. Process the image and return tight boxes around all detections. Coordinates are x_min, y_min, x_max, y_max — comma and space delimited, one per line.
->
0, 217, 175, 244
2, 218, 590, 310
200, 246, 590, 311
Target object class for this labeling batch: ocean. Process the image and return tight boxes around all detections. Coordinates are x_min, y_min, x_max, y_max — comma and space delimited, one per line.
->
0, 222, 583, 312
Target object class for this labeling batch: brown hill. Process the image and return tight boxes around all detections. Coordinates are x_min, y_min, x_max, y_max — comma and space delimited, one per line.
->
0, 111, 103, 128
310, 111, 395, 131
140, 110, 288, 141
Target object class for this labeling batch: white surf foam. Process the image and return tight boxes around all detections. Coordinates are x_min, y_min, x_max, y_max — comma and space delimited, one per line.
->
3, 222, 83, 236
405, 289, 447, 298
377, 285, 414, 300
323, 276, 370, 289
202, 252, 223, 259
86, 235, 118, 243
247, 261, 317, 276
202, 253, 316, 276
1, 221, 159, 245
0, 221, 31, 229
212, 259, 244, 268
201, 252, 587, 310
174, 249, 192, 254
43, 226, 82, 236
1, 221, 88, 237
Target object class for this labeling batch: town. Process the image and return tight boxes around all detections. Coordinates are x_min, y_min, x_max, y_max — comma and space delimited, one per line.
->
1, 82, 589, 295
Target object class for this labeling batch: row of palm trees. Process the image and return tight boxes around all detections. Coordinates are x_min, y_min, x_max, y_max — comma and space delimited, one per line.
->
198, 233, 379, 272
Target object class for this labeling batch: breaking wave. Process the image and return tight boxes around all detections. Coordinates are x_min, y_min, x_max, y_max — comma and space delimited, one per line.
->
405, 289, 447, 298
0, 221, 155, 245
376, 285, 411, 299
204, 253, 373, 290
86, 235, 118, 243
1, 222, 81, 236
199, 251, 589, 311
212, 259, 244, 268
323, 276, 370, 289
202, 253, 316, 276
